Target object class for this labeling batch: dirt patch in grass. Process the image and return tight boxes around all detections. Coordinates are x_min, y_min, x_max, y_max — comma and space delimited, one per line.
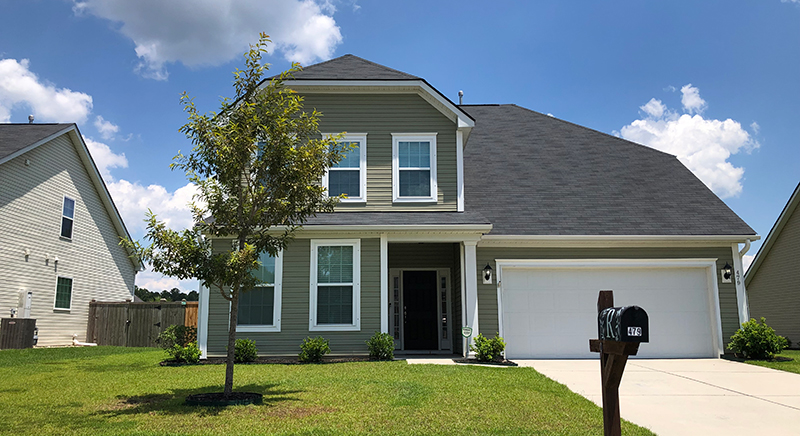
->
264, 405, 337, 419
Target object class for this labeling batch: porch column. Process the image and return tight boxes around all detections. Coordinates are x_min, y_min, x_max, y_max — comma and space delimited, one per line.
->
197, 283, 209, 359
731, 243, 750, 325
463, 240, 479, 357
380, 233, 389, 333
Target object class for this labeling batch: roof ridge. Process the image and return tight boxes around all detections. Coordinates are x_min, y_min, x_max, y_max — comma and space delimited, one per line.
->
297, 54, 419, 79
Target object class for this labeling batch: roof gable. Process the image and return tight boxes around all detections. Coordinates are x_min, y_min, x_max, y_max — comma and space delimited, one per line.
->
290, 54, 420, 81
0, 124, 73, 161
0, 124, 141, 270
745, 181, 800, 285
461, 104, 755, 237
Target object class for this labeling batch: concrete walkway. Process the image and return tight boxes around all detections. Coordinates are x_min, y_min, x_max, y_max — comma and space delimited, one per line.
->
517, 359, 800, 435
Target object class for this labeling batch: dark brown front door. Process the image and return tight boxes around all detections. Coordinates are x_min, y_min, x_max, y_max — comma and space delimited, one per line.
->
403, 271, 438, 350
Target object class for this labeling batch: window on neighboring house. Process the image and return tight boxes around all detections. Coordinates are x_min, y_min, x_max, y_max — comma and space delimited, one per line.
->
54, 276, 73, 310
310, 240, 360, 331
61, 196, 75, 239
237, 249, 282, 332
323, 133, 367, 202
392, 134, 437, 202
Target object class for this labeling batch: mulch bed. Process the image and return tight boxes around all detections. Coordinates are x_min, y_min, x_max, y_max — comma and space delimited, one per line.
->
160, 356, 374, 366
452, 358, 518, 367
722, 354, 794, 363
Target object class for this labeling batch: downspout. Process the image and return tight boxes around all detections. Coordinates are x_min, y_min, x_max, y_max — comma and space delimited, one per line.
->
739, 239, 751, 257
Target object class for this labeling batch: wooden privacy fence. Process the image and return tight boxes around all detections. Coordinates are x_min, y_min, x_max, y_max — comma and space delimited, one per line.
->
86, 301, 198, 347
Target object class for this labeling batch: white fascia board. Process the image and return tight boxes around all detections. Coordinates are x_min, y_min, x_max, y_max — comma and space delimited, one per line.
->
494, 258, 719, 269
745, 182, 800, 285
479, 234, 760, 248
283, 79, 475, 129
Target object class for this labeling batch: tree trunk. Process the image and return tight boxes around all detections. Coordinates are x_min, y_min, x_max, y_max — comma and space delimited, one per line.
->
224, 287, 239, 396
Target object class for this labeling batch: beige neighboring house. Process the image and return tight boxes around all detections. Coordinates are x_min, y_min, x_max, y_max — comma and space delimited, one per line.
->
0, 123, 140, 346
746, 181, 800, 345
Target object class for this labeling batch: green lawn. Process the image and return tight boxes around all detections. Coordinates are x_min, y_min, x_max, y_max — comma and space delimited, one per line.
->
744, 349, 800, 374
0, 347, 655, 436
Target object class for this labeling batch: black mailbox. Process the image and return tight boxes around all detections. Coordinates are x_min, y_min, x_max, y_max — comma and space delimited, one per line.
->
598, 306, 649, 343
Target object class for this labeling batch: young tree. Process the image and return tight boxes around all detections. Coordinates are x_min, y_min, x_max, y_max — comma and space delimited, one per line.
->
125, 33, 345, 397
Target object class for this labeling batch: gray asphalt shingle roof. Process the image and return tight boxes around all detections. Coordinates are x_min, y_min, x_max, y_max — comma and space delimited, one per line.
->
289, 54, 420, 81
460, 104, 755, 236
303, 211, 490, 226
0, 124, 72, 161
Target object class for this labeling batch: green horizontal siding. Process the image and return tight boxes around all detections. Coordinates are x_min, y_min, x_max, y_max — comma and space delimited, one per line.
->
474, 246, 739, 348
208, 237, 381, 356
301, 93, 458, 211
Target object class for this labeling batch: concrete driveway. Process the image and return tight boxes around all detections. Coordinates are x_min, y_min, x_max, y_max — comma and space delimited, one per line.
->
518, 359, 800, 435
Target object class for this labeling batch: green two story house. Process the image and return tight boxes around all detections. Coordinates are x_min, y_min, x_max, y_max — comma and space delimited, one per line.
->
198, 55, 757, 359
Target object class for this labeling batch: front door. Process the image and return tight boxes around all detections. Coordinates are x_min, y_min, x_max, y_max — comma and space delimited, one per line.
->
403, 271, 438, 350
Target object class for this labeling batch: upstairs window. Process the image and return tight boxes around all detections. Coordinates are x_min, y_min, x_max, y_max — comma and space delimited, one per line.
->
61, 196, 75, 239
392, 134, 437, 203
237, 250, 282, 332
323, 133, 367, 202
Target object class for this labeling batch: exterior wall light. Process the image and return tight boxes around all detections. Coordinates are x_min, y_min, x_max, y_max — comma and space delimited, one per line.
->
721, 262, 733, 284
482, 263, 493, 285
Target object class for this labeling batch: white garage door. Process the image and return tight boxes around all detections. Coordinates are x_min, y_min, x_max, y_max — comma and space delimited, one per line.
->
499, 262, 721, 359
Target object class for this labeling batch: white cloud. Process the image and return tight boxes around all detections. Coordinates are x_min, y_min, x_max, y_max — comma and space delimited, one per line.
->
136, 270, 198, 293
782, 0, 800, 4
0, 58, 93, 122
641, 98, 667, 118
750, 121, 760, 135
107, 179, 199, 234
84, 137, 128, 181
620, 85, 759, 199
680, 84, 707, 114
743, 254, 755, 272
72, 0, 343, 80
94, 115, 119, 140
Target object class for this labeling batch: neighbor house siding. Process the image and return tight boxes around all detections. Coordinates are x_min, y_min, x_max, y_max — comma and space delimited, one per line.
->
474, 246, 739, 348
301, 93, 458, 211
207, 237, 381, 356
0, 134, 136, 346
748, 203, 800, 344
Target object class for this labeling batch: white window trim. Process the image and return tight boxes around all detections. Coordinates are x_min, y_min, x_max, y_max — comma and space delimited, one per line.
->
60, 195, 75, 240
53, 275, 73, 311
322, 133, 367, 203
392, 133, 438, 203
236, 249, 283, 333
309, 239, 361, 331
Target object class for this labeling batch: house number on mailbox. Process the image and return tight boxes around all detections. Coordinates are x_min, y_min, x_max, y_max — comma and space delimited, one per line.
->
627, 327, 642, 337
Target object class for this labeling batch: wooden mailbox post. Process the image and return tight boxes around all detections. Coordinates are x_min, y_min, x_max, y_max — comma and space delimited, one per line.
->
589, 290, 649, 436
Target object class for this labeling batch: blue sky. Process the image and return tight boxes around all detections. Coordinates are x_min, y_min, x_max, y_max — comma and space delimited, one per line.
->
1, 1, 798, 291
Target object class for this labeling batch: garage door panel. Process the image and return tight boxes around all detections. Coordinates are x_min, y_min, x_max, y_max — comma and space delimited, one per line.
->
500, 266, 717, 359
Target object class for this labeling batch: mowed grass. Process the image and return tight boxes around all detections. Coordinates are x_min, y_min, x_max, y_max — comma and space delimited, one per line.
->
744, 349, 800, 374
0, 347, 655, 436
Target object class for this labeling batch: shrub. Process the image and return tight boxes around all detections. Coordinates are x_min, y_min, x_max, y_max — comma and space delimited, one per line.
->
366, 332, 394, 360
728, 317, 788, 360
470, 333, 506, 362
299, 336, 330, 363
235, 338, 258, 363
167, 341, 201, 364
157, 325, 197, 349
